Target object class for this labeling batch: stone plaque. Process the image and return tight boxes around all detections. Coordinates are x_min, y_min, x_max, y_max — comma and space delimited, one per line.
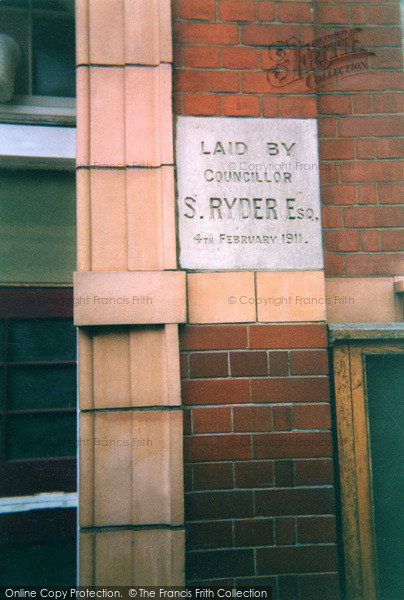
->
175, 117, 323, 270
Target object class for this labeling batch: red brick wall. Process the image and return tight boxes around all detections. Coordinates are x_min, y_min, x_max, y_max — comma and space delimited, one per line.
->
180, 324, 340, 598
172, 0, 404, 277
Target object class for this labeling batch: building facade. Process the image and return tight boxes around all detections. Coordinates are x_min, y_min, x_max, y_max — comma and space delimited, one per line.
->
0, 1, 403, 599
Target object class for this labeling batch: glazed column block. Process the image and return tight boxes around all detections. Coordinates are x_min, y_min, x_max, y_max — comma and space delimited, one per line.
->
75, 0, 184, 585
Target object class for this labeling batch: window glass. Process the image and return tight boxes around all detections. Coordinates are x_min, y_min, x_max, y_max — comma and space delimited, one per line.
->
8, 364, 76, 410
365, 354, 404, 599
8, 318, 76, 362
6, 412, 76, 459
0, 170, 76, 283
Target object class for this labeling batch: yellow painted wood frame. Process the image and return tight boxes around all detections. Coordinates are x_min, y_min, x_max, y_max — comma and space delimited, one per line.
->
333, 340, 404, 600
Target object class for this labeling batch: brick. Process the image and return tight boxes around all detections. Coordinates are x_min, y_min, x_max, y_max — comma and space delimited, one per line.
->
187, 521, 233, 550
187, 549, 255, 580
358, 184, 377, 205
234, 406, 272, 432
272, 406, 292, 432
183, 407, 192, 434
190, 352, 229, 378
344, 206, 404, 228
373, 93, 404, 113
278, 2, 313, 23
174, 69, 239, 93
242, 24, 313, 46
299, 574, 340, 600
223, 95, 260, 117
262, 95, 279, 117
234, 519, 274, 547
361, 230, 380, 252
278, 576, 299, 600
230, 351, 268, 377
336, 71, 404, 94
180, 0, 216, 20
350, 6, 366, 24
184, 464, 193, 492
257, 2, 275, 22
297, 517, 336, 544
193, 407, 232, 434
219, 0, 256, 22
317, 94, 351, 115
275, 517, 295, 545
371, 48, 403, 70
184, 434, 251, 462
242, 72, 274, 94
257, 545, 338, 575
186, 490, 254, 520
290, 350, 329, 376
352, 94, 372, 114
319, 165, 338, 185
320, 139, 354, 160
251, 378, 330, 404
274, 460, 294, 487
173, 45, 182, 67
253, 432, 332, 459
193, 463, 234, 490
183, 46, 221, 68
368, 5, 401, 24
255, 488, 335, 517
360, 27, 402, 48
321, 184, 356, 205
378, 182, 404, 204
182, 379, 250, 405
235, 460, 274, 488
295, 459, 334, 485
249, 324, 327, 349
375, 138, 404, 159
174, 23, 239, 45
269, 351, 289, 377
180, 353, 189, 378
317, 117, 337, 137
281, 96, 316, 118
293, 404, 331, 430
183, 93, 222, 116
324, 254, 344, 276
380, 230, 404, 251
346, 254, 404, 276
222, 46, 259, 69
321, 206, 342, 228
180, 325, 248, 350
173, 92, 182, 115
325, 230, 360, 252
316, 5, 348, 24
356, 139, 374, 159
339, 116, 404, 138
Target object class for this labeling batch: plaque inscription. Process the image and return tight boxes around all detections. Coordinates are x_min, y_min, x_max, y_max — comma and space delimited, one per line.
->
176, 117, 323, 270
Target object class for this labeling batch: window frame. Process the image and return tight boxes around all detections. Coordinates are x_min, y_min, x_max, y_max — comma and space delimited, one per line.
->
331, 326, 404, 600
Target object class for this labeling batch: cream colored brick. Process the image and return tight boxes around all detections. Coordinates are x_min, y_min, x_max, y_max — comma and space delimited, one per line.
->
93, 331, 130, 408
90, 67, 125, 166
133, 529, 185, 585
89, 0, 125, 65
127, 167, 176, 270
76, 67, 90, 167
257, 271, 326, 322
187, 272, 256, 323
74, 271, 187, 326
326, 277, 397, 323
124, 0, 172, 65
76, 169, 91, 271
90, 169, 127, 271
95, 530, 133, 586
125, 65, 173, 166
